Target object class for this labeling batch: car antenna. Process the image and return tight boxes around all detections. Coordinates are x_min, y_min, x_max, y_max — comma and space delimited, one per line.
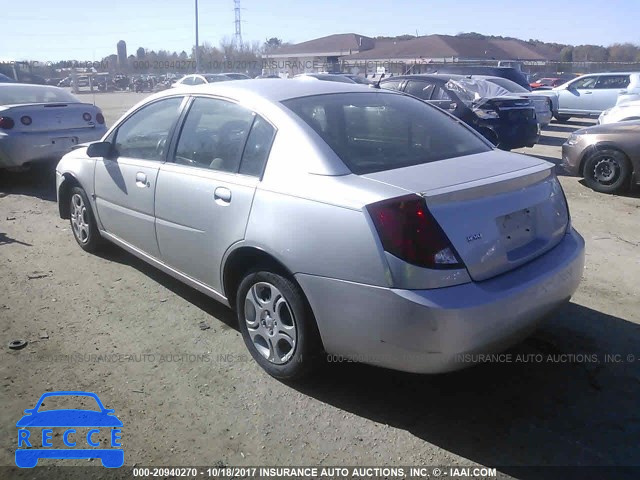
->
374, 73, 386, 89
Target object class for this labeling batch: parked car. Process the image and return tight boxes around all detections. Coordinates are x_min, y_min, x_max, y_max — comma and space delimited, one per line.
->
473, 75, 553, 126
294, 73, 358, 84
221, 72, 251, 80
0, 84, 107, 169
529, 76, 575, 90
562, 120, 640, 193
56, 80, 584, 379
379, 74, 539, 150
57, 77, 72, 88
0, 73, 15, 83
433, 66, 531, 91
172, 73, 232, 87
598, 100, 640, 125
536, 72, 640, 122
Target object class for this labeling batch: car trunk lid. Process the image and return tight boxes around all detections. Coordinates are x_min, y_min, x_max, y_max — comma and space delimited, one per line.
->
362, 150, 569, 281
2, 103, 100, 133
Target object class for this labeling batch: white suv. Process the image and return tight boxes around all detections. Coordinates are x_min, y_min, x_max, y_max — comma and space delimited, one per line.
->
540, 72, 640, 122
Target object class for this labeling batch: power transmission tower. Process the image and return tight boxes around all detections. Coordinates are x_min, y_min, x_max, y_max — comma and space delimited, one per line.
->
234, 0, 243, 48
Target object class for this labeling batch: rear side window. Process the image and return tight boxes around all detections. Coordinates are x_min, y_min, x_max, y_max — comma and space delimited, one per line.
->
404, 81, 435, 100
595, 75, 630, 89
283, 92, 489, 175
173, 97, 254, 173
239, 116, 275, 177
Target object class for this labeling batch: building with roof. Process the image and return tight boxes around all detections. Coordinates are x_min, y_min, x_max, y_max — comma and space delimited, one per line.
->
265, 33, 560, 77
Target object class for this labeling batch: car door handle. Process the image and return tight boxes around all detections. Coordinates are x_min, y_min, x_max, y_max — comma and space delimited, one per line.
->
214, 187, 232, 204
135, 172, 149, 188
583, 91, 592, 94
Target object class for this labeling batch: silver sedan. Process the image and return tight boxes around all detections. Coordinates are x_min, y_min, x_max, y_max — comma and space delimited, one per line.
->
0, 84, 107, 169
56, 80, 585, 379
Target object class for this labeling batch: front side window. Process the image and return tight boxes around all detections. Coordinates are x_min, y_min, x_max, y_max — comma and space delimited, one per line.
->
114, 97, 183, 161
571, 76, 598, 89
284, 92, 489, 175
192, 76, 206, 85
380, 79, 403, 91
173, 97, 255, 173
595, 75, 630, 89
180, 76, 194, 85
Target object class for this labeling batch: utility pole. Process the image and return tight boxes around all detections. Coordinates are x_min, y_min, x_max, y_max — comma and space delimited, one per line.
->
195, 0, 200, 72
234, 0, 243, 48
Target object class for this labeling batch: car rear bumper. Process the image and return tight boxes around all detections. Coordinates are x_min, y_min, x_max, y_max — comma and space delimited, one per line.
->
297, 228, 585, 374
0, 127, 106, 168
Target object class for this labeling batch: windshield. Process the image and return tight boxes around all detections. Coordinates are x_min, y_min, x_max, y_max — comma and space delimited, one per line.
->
484, 77, 529, 93
0, 85, 79, 105
283, 92, 489, 175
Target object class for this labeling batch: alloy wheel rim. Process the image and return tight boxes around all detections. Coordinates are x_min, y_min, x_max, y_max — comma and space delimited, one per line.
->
244, 282, 297, 365
593, 157, 620, 185
70, 193, 90, 244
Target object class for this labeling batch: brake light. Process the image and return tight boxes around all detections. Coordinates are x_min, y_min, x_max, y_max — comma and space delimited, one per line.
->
83, 112, 92, 121
0, 116, 15, 129
367, 195, 462, 269
95, 113, 105, 124
21, 116, 32, 126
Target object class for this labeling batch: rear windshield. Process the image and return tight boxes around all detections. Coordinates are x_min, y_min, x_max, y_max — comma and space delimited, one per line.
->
283, 92, 489, 175
0, 85, 79, 105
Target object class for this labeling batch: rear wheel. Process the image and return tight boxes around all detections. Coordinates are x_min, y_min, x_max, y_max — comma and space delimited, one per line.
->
236, 270, 322, 380
69, 186, 103, 252
554, 114, 571, 123
583, 149, 630, 194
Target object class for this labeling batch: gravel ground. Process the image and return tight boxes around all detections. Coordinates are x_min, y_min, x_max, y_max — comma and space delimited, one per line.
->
1, 92, 639, 479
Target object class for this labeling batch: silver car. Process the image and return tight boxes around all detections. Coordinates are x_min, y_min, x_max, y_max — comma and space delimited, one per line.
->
0, 84, 107, 169
535, 72, 640, 122
56, 80, 585, 379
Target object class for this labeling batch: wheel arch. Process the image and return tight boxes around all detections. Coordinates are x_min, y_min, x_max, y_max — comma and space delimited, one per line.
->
57, 173, 82, 219
578, 143, 632, 177
222, 245, 298, 312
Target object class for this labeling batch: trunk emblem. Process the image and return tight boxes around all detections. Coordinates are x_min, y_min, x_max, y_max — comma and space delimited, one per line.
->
466, 233, 482, 242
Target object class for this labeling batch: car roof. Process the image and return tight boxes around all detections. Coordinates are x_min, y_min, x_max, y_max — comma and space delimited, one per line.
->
154, 78, 384, 102
380, 74, 466, 82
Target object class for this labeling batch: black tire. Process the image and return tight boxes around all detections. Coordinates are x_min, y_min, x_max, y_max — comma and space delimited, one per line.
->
236, 270, 322, 380
69, 186, 103, 252
583, 149, 631, 194
554, 114, 571, 123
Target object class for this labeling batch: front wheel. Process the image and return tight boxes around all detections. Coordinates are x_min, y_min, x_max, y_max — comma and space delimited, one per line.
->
236, 271, 322, 380
69, 186, 103, 252
554, 114, 571, 123
583, 149, 630, 194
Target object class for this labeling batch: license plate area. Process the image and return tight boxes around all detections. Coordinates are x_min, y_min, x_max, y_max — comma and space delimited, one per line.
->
498, 207, 536, 251
51, 137, 77, 151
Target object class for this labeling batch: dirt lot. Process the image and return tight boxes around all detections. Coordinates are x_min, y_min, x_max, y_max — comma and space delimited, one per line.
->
1, 92, 640, 479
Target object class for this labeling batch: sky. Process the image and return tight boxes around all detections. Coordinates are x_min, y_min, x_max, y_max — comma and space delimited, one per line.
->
2, 0, 640, 61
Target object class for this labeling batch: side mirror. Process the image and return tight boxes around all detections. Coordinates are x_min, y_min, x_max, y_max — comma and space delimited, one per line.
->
447, 102, 457, 111
86, 141, 114, 158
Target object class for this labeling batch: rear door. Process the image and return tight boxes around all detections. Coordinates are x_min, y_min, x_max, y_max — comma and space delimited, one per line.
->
154, 96, 275, 292
94, 96, 185, 257
592, 74, 631, 112
559, 75, 598, 114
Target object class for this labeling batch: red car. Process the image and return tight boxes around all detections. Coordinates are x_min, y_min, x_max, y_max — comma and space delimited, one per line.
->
530, 77, 573, 90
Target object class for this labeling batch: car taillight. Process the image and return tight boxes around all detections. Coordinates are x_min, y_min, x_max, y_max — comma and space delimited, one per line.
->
21, 116, 32, 125
96, 113, 105, 124
366, 195, 463, 269
0, 116, 15, 129
83, 112, 92, 121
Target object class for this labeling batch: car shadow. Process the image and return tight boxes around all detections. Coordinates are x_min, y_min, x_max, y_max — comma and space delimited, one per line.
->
0, 163, 57, 201
538, 135, 566, 147
577, 179, 640, 199
291, 302, 640, 479
94, 243, 237, 330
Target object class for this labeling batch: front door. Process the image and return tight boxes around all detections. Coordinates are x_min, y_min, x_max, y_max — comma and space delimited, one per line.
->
154, 96, 276, 292
558, 76, 599, 114
94, 96, 185, 257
